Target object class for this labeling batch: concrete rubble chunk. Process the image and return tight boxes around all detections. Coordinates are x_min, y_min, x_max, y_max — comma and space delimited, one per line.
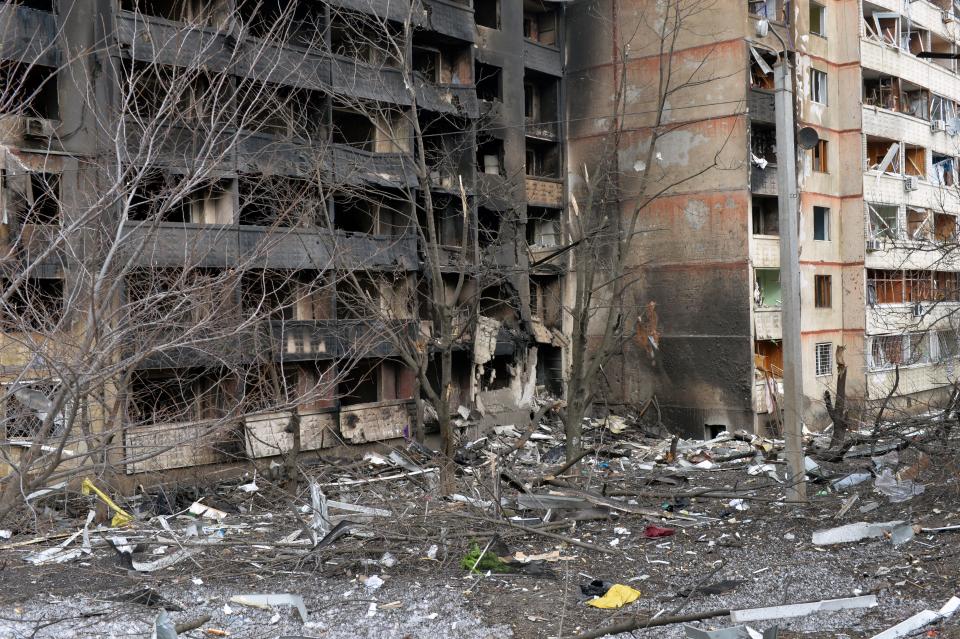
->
812, 521, 905, 545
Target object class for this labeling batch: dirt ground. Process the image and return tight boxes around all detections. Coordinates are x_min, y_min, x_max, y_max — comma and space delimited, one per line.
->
0, 426, 958, 639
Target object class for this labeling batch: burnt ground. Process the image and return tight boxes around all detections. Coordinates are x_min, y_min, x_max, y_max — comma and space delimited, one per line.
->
0, 425, 959, 639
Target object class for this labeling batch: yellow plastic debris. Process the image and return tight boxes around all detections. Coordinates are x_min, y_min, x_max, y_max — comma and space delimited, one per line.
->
81, 478, 133, 527
586, 584, 641, 609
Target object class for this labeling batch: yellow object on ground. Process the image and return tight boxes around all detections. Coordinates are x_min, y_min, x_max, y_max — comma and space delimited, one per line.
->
586, 584, 642, 609
81, 478, 133, 527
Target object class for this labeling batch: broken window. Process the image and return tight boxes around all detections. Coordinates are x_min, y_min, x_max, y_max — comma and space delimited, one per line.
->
331, 109, 374, 151
868, 203, 900, 241
901, 24, 929, 56
19, 173, 60, 225
814, 342, 833, 376
751, 123, 777, 165
339, 359, 413, 406
811, 139, 828, 173
863, 9, 899, 47
122, 0, 230, 26
525, 140, 560, 178
752, 196, 779, 236
475, 0, 499, 29
749, 46, 776, 90
527, 207, 560, 248
6, 0, 53, 10
935, 271, 960, 301
903, 145, 926, 178
866, 137, 900, 175
754, 268, 781, 308
930, 94, 956, 123
747, 0, 785, 21
0, 277, 63, 332
0, 63, 58, 120
814, 274, 831, 308
809, 68, 827, 105
906, 208, 932, 241
239, 176, 322, 227
478, 207, 500, 249
475, 62, 503, 102
332, 196, 376, 234
868, 269, 904, 305
524, 72, 559, 129
536, 344, 563, 396
868, 333, 930, 370
903, 87, 929, 120
530, 274, 561, 328
931, 154, 955, 187
755, 340, 783, 375
935, 213, 957, 243
813, 206, 829, 241
809, 2, 825, 36
863, 74, 900, 111
129, 174, 233, 224
129, 369, 234, 425
327, 11, 401, 67
241, 270, 299, 322
935, 329, 960, 361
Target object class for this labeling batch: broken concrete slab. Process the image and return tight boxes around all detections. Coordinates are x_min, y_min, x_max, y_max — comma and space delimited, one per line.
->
812, 521, 905, 545
729, 595, 877, 623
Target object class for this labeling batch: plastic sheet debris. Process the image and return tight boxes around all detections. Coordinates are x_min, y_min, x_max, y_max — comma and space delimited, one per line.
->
812, 521, 905, 545
25, 481, 66, 502
728, 499, 748, 511
729, 595, 877, 623
890, 523, 917, 546
151, 610, 177, 639
188, 501, 228, 522
832, 473, 871, 490
875, 469, 925, 502
25, 510, 95, 565
869, 595, 960, 639
426, 544, 438, 560
643, 525, 676, 538
605, 415, 629, 434
586, 584, 641, 609
685, 625, 779, 639
362, 575, 384, 591
133, 547, 204, 572
229, 594, 308, 622
81, 478, 134, 527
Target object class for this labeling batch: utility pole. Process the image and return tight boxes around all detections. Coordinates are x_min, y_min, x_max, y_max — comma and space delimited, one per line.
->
774, 54, 807, 503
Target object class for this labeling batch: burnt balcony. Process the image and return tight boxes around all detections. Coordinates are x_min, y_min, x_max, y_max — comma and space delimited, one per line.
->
525, 117, 558, 141
750, 164, 778, 196
0, 4, 59, 66
523, 40, 562, 77
748, 89, 775, 124
525, 176, 563, 207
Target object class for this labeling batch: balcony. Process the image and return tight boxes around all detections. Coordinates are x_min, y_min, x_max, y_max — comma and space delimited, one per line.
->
861, 38, 960, 104
523, 39, 562, 76
751, 235, 779, 268
422, 0, 475, 42
329, 144, 419, 189
244, 409, 336, 458
525, 117, 558, 141
750, 164, 778, 196
0, 4, 59, 66
525, 177, 563, 207
124, 417, 240, 473
340, 399, 414, 444
748, 89, 775, 124
753, 307, 782, 340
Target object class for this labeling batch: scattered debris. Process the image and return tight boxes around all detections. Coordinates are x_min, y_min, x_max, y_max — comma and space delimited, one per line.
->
869, 596, 960, 639
228, 594, 308, 623
812, 521, 906, 545
875, 469, 925, 502
586, 584, 641, 609
729, 595, 878, 623
81, 478, 134, 527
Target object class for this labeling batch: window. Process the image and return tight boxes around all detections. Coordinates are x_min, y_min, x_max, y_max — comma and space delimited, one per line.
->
813, 206, 829, 240
815, 342, 833, 376
868, 203, 900, 241
475, 0, 499, 29
814, 275, 831, 308
812, 139, 828, 173
810, 2, 825, 36
810, 69, 828, 104
868, 333, 932, 370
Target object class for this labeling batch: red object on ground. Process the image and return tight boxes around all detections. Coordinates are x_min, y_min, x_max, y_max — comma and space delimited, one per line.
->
643, 525, 676, 538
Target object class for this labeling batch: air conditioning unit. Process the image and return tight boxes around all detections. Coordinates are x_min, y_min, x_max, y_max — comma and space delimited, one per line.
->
904, 175, 920, 191
865, 239, 883, 252
22, 117, 54, 139
932, 119, 947, 133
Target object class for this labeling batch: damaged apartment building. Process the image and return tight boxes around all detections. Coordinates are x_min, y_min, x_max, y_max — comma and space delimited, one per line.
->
567, 0, 960, 437
0, 0, 568, 475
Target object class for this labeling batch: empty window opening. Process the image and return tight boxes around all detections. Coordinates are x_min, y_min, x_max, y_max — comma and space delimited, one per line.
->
809, 2, 826, 36
523, 2, 558, 45
478, 207, 500, 248
755, 339, 783, 376
754, 268, 781, 308
862, 7, 899, 47
866, 136, 900, 175
530, 274, 561, 327
868, 203, 900, 241
331, 109, 374, 150
815, 342, 833, 376
931, 153, 955, 186
527, 207, 560, 248
477, 136, 504, 176
525, 140, 560, 178
130, 174, 234, 224
750, 46, 776, 89
474, 0, 499, 29
812, 139, 828, 173
22, 173, 60, 225
239, 175, 322, 227
333, 196, 376, 234
412, 35, 471, 84
809, 68, 827, 104
814, 274, 831, 308
0, 278, 63, 332
8, 0, 53, 11
122, 0, 231, 26
130, 369, 233, 426
935, 213, 957, 243
536, 344, 563, 396
752, 196, 779, 236
425, 196, 465, 247
475, 62, 503, 102
0, 63, 58, 120
339, 359, 412, 406
863, 72, 901, 111
705, 424, 727, 439
483, 354, 513, 390
241, 270, 299, 322
813, 206, 829, 241
524, 73, 559, 129
751, 123, 777, 164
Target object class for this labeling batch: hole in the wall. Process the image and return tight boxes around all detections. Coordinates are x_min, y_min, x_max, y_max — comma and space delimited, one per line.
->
705, 424, 727, 439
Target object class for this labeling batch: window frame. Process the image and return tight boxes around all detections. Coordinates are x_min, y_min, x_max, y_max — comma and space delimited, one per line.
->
813, 205, 830, 240
810, 2, 826, 37
814, 274, 832, 308
815, 342, 833, 376
810, 68, 828, 105
812, 139, 828, 173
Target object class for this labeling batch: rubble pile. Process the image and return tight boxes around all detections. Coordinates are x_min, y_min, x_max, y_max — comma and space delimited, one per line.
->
0, 410, 957, 638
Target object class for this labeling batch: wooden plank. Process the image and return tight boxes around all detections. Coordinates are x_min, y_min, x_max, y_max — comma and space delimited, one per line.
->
244, 410, 335, 459
124, 419, 240, 474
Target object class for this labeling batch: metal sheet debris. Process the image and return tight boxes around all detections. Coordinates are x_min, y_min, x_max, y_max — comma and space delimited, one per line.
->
685, 625, 778, 639
868, 595, 960, 639
729, 595, 878, 623
229, 594, 308, 622
812, 521, 905, 545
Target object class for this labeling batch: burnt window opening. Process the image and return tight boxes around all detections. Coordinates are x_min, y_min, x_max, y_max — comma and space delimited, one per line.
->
419, 117, 467, 187
483, 354, 513, 390
125, 268, 230, 326
328, 12, 401, 67
419, 196, 465, 247
129, 369, 234, 426
480, 283, 517, 325
475, 62, 503, 102
525, 140, 560, 178
22, 173, 60, 225
331, 193, 407, 235
0, 63, 59, 120
411, 36, 471, 85
333, 196, 376, 234
0, 278, 63, 332
530, 274, 561, 327
426, 351, 470, 409
527, 206, 560, 248
331, 109, 374, 151
750, 123, 777, 164
125, 63, 221, 125
477, 136, 504, 176
241, 270, 302, 322
523, 1, 558, 46
238, 175, 321, 227
130, 175, 234, 224
536, 344, 563, 396
234, 0, 322, 42
412, 46, 441, 83
523, 74, 559, 127
477, 207, 500, 248
121, 0, 229, 25
237, 83, 326, 139
339, 360, 380, 406
475, 0, 499, 28
245, 362, 336, 412
336, 275, 385, 321
752, 196, 779, 236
